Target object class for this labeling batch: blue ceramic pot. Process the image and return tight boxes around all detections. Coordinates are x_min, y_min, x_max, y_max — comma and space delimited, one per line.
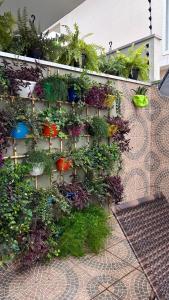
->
68, 87, 79, 103
11, 122, 30, 139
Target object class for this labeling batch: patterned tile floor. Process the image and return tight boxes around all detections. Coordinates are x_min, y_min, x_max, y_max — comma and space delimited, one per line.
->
0, 216, 152, 300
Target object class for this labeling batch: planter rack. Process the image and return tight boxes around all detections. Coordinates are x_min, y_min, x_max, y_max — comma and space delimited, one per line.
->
0, 94, 118, 189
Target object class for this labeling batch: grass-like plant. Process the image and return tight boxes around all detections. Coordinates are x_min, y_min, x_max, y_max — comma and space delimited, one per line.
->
58, 204, 110, 256
88, 116, 109, 139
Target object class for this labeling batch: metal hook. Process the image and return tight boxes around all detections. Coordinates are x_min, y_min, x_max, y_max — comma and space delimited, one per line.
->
30, 14, 36, 24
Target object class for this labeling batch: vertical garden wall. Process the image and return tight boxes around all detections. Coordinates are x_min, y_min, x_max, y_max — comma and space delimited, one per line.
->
0, 52, 152, 201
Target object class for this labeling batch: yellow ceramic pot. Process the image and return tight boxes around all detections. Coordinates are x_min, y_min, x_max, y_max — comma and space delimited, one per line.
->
104, 95, 116, 108
108, 124, 118, 137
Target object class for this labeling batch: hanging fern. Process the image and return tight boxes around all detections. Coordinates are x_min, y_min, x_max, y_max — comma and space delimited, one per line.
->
0, 1, 15, 51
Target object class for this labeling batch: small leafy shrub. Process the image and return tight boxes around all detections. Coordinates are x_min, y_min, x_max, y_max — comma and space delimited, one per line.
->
87, 116, 108, 139
72, 143, 121, 175
0, 160, 33, 264
58, 205, 110, 256
85, 174, 109, 204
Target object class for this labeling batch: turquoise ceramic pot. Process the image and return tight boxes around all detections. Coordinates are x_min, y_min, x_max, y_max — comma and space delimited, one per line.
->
11, 122, 30, 139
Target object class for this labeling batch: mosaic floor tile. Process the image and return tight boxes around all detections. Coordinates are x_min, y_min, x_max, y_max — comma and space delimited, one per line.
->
105, 217, 125, 249
73, 251, 135, 288
107, 240, 139, 268
94, 290, 118, 300
108, 269, 151, 300
0, 260, 105, 300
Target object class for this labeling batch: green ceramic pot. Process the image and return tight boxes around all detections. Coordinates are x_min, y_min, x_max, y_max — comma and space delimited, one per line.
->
132, 95, 149, 108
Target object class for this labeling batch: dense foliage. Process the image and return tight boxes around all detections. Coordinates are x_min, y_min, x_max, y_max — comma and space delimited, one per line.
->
58, 205, 110, 256
0, 53, 132, 267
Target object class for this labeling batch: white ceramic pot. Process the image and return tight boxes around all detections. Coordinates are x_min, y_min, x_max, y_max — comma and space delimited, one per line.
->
30, 163, 44, 176
17, 80, 36, 98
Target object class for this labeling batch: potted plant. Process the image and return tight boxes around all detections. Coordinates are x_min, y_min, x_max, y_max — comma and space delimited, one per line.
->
38, 107, 67, 138
0, 1, 15, 51
65, 72, 92, 103
3, 60, 43, 97
56, 157, 73, 172
6, 99, 31, 139
99, 53, 128, 77
105, 176, 124, 204
85, 82, 118, 109
6, 8, 58, 61
26, 150, 53, 176
87, 116, 108, 139
127, 45, 149, 81
132, 86, 149, 108
37, 75, 68, 102
56, 23, 101, 71
107, 116, 130, 152
58, 181, 89, 210
65, 111, 85, 137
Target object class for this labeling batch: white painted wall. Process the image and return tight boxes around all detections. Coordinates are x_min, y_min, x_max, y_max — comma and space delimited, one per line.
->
51, 0, 163, 51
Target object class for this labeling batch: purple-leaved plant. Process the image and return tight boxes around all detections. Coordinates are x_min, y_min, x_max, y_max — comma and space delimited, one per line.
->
58, 182, 89, 210
85, 84, 112, 109
105, 176, 124, 204
107, 116, 130, 152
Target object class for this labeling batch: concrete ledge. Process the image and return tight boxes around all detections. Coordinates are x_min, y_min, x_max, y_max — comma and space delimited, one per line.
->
0, 51, 151, 86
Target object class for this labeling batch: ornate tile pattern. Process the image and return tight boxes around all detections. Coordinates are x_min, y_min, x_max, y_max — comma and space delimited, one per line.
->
108, 269, 152, 300
0, 218, 152, 300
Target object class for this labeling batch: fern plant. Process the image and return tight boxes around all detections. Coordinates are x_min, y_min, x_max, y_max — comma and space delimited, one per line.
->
57, 23, 102, 71
0, 0, 15, 51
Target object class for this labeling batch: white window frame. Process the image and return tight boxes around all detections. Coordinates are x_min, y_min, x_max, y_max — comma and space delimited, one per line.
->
163, 0, 169, 54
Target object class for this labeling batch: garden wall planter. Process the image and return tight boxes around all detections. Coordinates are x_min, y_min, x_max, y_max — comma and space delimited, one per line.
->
68, 125, 84, 137
108, 124, 119, 137
132, 95, 149, 108
68, 87, 79, 102
42, 124, 58, 138
56, 158, 72, 172
11, 121, 30, 139
104, 95, 116, 108
30, 163, 45, 176
17, 80, 36, 98
27, 47, 43, 59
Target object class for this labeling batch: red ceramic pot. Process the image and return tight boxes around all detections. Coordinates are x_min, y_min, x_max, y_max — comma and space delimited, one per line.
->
56, 157, 72, 172
42, 123, 58, 138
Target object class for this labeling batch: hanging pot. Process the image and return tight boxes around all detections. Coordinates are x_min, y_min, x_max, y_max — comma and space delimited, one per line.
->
42, 123, 58, 138
56, 157, 72, 172
30, 163, 45, 176
104, 95, 116, 108
82, 53, 87, 68
68, 125, 84, 137
11, 121, 30, 139
17, 80, 36, 98
132, 95, 149, 108
129, 68, 139, 80
43, 82, 55, 102
27, 47, 43, 59
68, 87, 79, 103
108, 124, 119, 137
